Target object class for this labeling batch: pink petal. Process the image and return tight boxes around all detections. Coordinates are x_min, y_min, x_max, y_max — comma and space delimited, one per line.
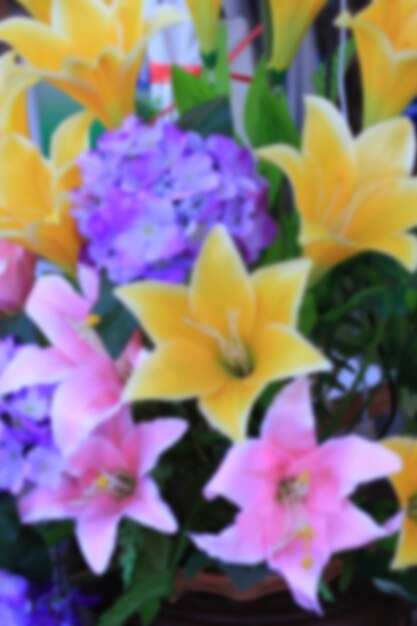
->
78, 264, 100, 304
0, 346, 72, 394
67, 436, 126, 479
204, 440, 282, 509
328, 501, 385, 553
190, 511, 268, 565
261, 378, 316, 453
76, 513, 119, 574
125, 477, 177, 533
131, 418, 188, 476
384, 511, 404, 535
19, 478, 79, 523
268, 516, 329, 614
96, 408, 135, 448
26, 274, 95, 362
51, 358, 122, 456
315, 435, 402, 497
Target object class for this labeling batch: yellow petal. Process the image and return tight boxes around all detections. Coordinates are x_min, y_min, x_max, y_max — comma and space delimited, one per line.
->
123, 341, 224, 402
253, 324, 330, 384
199, 377, 265, 441
17, 0, 52, 22
190, 226, 256, 341
365, 233, 417, 271
252, 259, 312, 328
51, 0, 117, 59
0, 18, 70, 71
51, 109, 93, 173
268, 0, 327, 72
255, 144, 320, 223
303, 96, 356, 213
116, 282, 210, 347
112, 0, 145, 51
0, 135, 53, 221
355, 118, 416, 182
302, 238, 358, 283
184, 0, 222, 55
349, 180, 417, 240
392, 516, 417, 569
383, 437, 417, 507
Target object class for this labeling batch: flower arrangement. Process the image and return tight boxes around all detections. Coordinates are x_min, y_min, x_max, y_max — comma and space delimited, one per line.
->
0, 0, 417, 624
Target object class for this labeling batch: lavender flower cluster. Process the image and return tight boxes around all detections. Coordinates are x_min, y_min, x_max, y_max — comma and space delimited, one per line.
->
0, 339, 62, 495
0, 569, 91, 626
72, 116, 276, 284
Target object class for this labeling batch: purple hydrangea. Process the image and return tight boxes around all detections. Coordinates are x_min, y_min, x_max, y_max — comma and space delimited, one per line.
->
0, 339, 62, 495
72, 117, 276, 284
0, 570, 93, 626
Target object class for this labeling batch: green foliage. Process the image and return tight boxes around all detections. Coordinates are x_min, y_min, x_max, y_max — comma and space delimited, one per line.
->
313, 39, 356, 101
92, 276, 138, 358
0, 496, 52, 584
172, 67, 216, 115
98, 571, 173, 626
177, 96, 233, 137
244, 59, 299, 149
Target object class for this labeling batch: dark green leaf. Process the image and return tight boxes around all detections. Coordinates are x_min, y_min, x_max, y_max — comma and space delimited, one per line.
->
313, 39, 356, 101
177, 96, 233, 137
219, 564, 272, 593
98, 572, 173, 626
93, 277, 137, 358
244, 59, 299, 148
172, 66, 216, 115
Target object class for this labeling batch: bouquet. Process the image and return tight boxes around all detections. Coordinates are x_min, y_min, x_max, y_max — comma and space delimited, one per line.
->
0, 0, 416, 624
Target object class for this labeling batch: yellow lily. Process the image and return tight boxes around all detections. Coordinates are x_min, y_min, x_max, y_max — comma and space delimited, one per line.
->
0, 0, 184, 128
383, 437, 417, 569
257, 96, 417, 282
17, 0, 52, 22
0, 110, 92, 273
116, 226, 329, 441
268, 0, 328, 73
337, 0, 417, 127
184, 0, 222, 66
0, 52, 37, 137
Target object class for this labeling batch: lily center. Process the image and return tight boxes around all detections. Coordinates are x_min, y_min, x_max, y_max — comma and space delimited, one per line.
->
185, 311, 253, 378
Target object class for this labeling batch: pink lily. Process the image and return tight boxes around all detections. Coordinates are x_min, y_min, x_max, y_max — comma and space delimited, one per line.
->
19, 410, 187, 575
191, 378, 401, 613
0, 265, 141, 455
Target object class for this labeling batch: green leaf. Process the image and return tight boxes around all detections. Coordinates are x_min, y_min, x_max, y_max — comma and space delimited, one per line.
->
244, 58, 299, 149
0, 496, 52, 584
119, 521, 143, 588
93, 277, 137, 359
172, 66, 216, 115
313, 39, 356, 101
177, 96, 233, 137
98, 572, 173, 626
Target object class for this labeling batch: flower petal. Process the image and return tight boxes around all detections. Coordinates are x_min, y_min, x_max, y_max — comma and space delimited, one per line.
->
0, 18, 69, 71
253, 324, 330, 384
190, 511, 267, 565
252, 259, 312, 328
383, 437, 417, 508
391, 516, 417, 570
123, 340, 224, 402
355, 118, 416, 181
199, 377, 265, 441
116, 282, 206, 347
366, 233, 417, 271
0, 346, 72, 394
328, 501, 385, 553
132, 419, 187, 476
315, 435, 402, 498
125, 477, 177, 533
190, 226, 255, 341
203, 440, 281, 508
19, 479, 78, 523
77, 513, 119, 574
261, 378, 316, 452
51, 359, 122, 456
